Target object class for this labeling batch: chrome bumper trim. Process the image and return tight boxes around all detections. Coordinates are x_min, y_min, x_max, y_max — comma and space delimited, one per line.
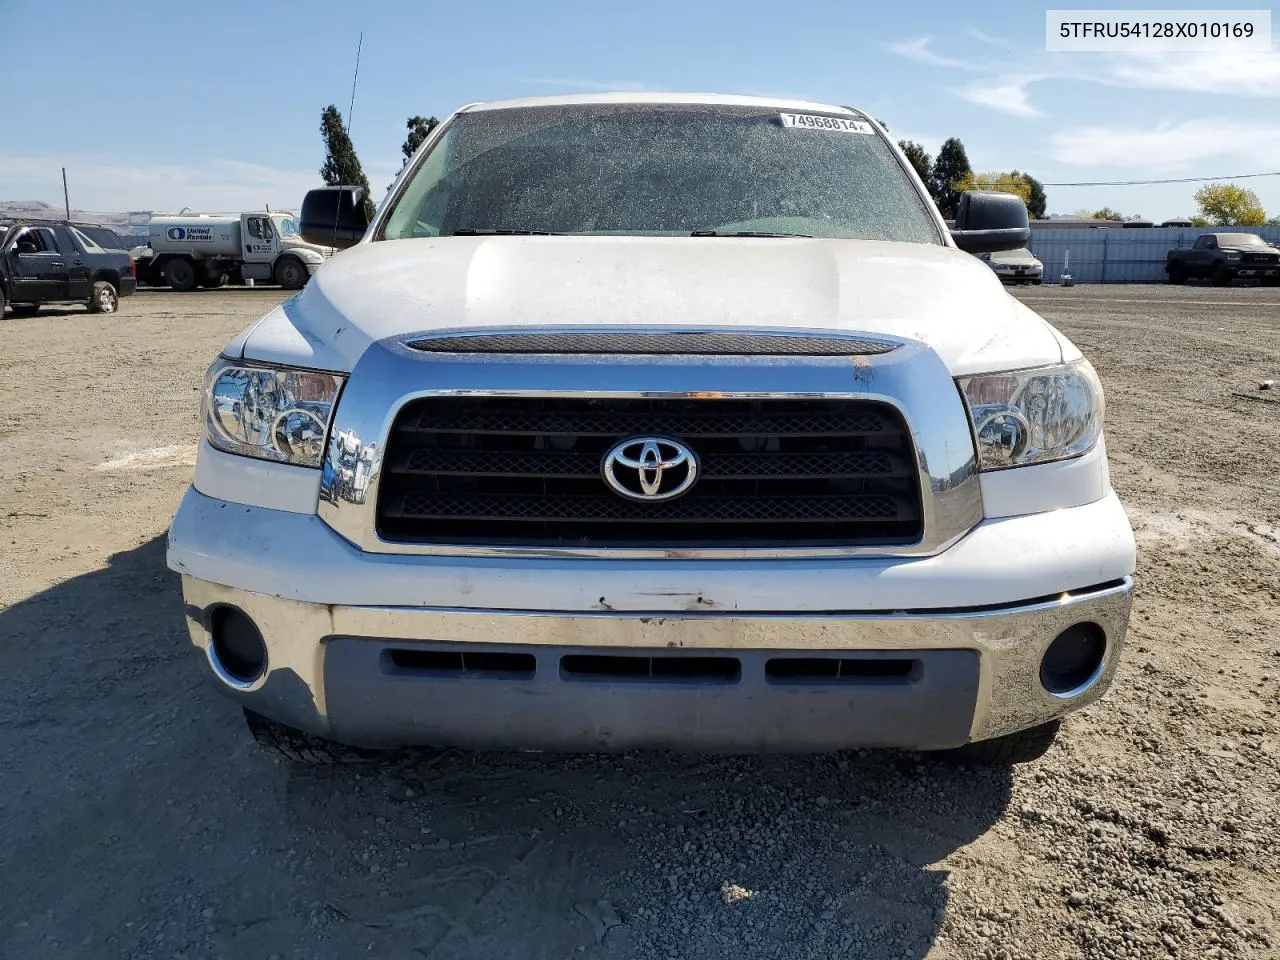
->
180, 576, 1132, 746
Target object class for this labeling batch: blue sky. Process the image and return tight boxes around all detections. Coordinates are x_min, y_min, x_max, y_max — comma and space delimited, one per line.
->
2, 0, 1278, 220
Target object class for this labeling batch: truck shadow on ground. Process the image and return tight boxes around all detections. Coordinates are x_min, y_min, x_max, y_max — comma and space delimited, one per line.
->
0, 535, 1013, 960
3, 306, 95, 321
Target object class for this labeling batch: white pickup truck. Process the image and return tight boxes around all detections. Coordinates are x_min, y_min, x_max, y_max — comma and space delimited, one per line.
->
167, 93, 1135, 765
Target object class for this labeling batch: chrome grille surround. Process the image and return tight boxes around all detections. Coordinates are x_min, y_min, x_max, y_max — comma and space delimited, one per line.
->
317, 326, 984, 559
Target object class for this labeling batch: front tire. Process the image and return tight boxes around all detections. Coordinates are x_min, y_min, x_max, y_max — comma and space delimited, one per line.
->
243, 709, 390, 764
1211, 264, 1231, 287
164, 258, 198, 292
930, 719, 1061, 765
88, 280, 118, 313
274, 256, 308, 290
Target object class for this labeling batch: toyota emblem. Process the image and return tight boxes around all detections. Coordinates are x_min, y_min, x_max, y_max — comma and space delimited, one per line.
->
601, 437, 698, 502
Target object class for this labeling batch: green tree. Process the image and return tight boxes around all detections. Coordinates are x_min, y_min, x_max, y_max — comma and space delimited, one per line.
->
954, 171, 1032, 205
1091, 207, 1124, 221
897, 140, 932, 184
1194, 182, 1267, 226
929, 137, 972, 218
1189, 215, 1211, 227
401, 115, 440, 161
1016, 171, 1047, 219
319, 104, 375, 220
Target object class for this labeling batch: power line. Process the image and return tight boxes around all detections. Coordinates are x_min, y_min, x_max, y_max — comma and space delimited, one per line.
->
1044, 171, 1280, 187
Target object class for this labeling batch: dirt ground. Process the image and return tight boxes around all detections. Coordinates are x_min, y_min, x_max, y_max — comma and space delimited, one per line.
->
1, 285, 1278, 960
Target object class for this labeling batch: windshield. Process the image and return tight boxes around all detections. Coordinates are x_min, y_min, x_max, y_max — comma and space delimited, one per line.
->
272, 215, 300, 238
381, 103, 940, 243
1216, 233, 1267, 248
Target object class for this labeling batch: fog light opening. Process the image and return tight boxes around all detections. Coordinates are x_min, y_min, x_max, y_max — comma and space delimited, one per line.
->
1040, 622, 1107, 698
207, 606, 268, 688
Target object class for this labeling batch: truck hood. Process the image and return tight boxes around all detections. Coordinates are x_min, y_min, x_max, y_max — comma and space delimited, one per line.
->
239, 236, 1065, 375
282, 236, 335, 257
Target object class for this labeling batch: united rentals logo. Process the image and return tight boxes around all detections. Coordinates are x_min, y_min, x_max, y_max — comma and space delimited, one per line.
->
166, 226, 213, 241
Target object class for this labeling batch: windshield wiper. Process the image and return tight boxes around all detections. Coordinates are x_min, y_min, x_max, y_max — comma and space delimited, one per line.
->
449, 228, 564, 236
691, 230, 813, 238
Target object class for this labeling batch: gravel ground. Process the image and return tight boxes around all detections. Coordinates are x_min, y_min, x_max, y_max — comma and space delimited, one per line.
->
1, 285, 1277, 960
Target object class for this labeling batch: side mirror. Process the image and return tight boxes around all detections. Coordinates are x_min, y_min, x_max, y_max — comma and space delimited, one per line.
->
300, 186, 369, 249
949, 191, 1030, 254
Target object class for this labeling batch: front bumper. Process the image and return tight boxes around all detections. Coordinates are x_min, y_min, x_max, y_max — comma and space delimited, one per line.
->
169, 488, 1135, 752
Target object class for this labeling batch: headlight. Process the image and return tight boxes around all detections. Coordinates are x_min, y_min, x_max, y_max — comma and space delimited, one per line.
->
203, 358, 345, 467
957, 360, 1103, 470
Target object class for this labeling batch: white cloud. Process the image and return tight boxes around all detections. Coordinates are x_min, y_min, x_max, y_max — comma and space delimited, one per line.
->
1049, 118, 1280, 168
886, 37, 973, 69
1099, 49, 1280, 97
957, 76, 1045, 117
967, 26, 1006, 46
889, 34, 1280, 120
0, 154, 403, 214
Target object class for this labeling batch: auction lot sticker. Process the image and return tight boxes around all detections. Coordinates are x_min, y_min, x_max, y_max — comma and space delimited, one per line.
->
780, 114, 873, 134
1046, 9, 1271, 51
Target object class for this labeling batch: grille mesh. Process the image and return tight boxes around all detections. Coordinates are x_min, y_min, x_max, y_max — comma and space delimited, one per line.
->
378, 397, 922, 548
406, 331, 897, 356
404, 407, 889, 437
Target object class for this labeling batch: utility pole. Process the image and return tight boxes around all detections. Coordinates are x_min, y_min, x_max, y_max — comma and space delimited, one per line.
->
62, 168, 71, 220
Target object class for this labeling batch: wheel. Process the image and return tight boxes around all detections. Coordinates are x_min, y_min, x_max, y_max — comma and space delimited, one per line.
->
200, 271, 228, 289
1166, 265, 1185, 284
164, 258, 198, 292
242, 709, 390, 764
1211, 264, 1231, 287
929, 719, 1061, 765
9, 302, 40, 316
274, 256, 308, 290
87, 280, 118, 313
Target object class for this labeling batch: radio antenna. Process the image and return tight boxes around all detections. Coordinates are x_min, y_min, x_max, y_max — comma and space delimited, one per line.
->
346, 32, 363, 136
331, 31, 364, 250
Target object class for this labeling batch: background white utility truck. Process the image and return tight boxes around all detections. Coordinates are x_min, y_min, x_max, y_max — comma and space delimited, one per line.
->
135, 211, 331, 291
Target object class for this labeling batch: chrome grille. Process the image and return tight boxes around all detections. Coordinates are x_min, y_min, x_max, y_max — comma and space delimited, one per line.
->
377, 397, 923, 548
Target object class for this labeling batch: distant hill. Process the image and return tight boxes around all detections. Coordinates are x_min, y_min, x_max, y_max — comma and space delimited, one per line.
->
0, 200, 151, 234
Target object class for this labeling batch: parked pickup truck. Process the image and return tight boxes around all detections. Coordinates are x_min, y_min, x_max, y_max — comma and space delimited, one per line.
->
167, 93, 1136, 766
1, 220, 137, 316
1166, 232, 1280, 286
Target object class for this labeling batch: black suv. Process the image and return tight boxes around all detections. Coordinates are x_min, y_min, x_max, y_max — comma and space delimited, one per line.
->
1, 220, 137, 316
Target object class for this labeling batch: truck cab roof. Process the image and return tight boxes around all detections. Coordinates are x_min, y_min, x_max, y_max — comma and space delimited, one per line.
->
458, 91, 868, 117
